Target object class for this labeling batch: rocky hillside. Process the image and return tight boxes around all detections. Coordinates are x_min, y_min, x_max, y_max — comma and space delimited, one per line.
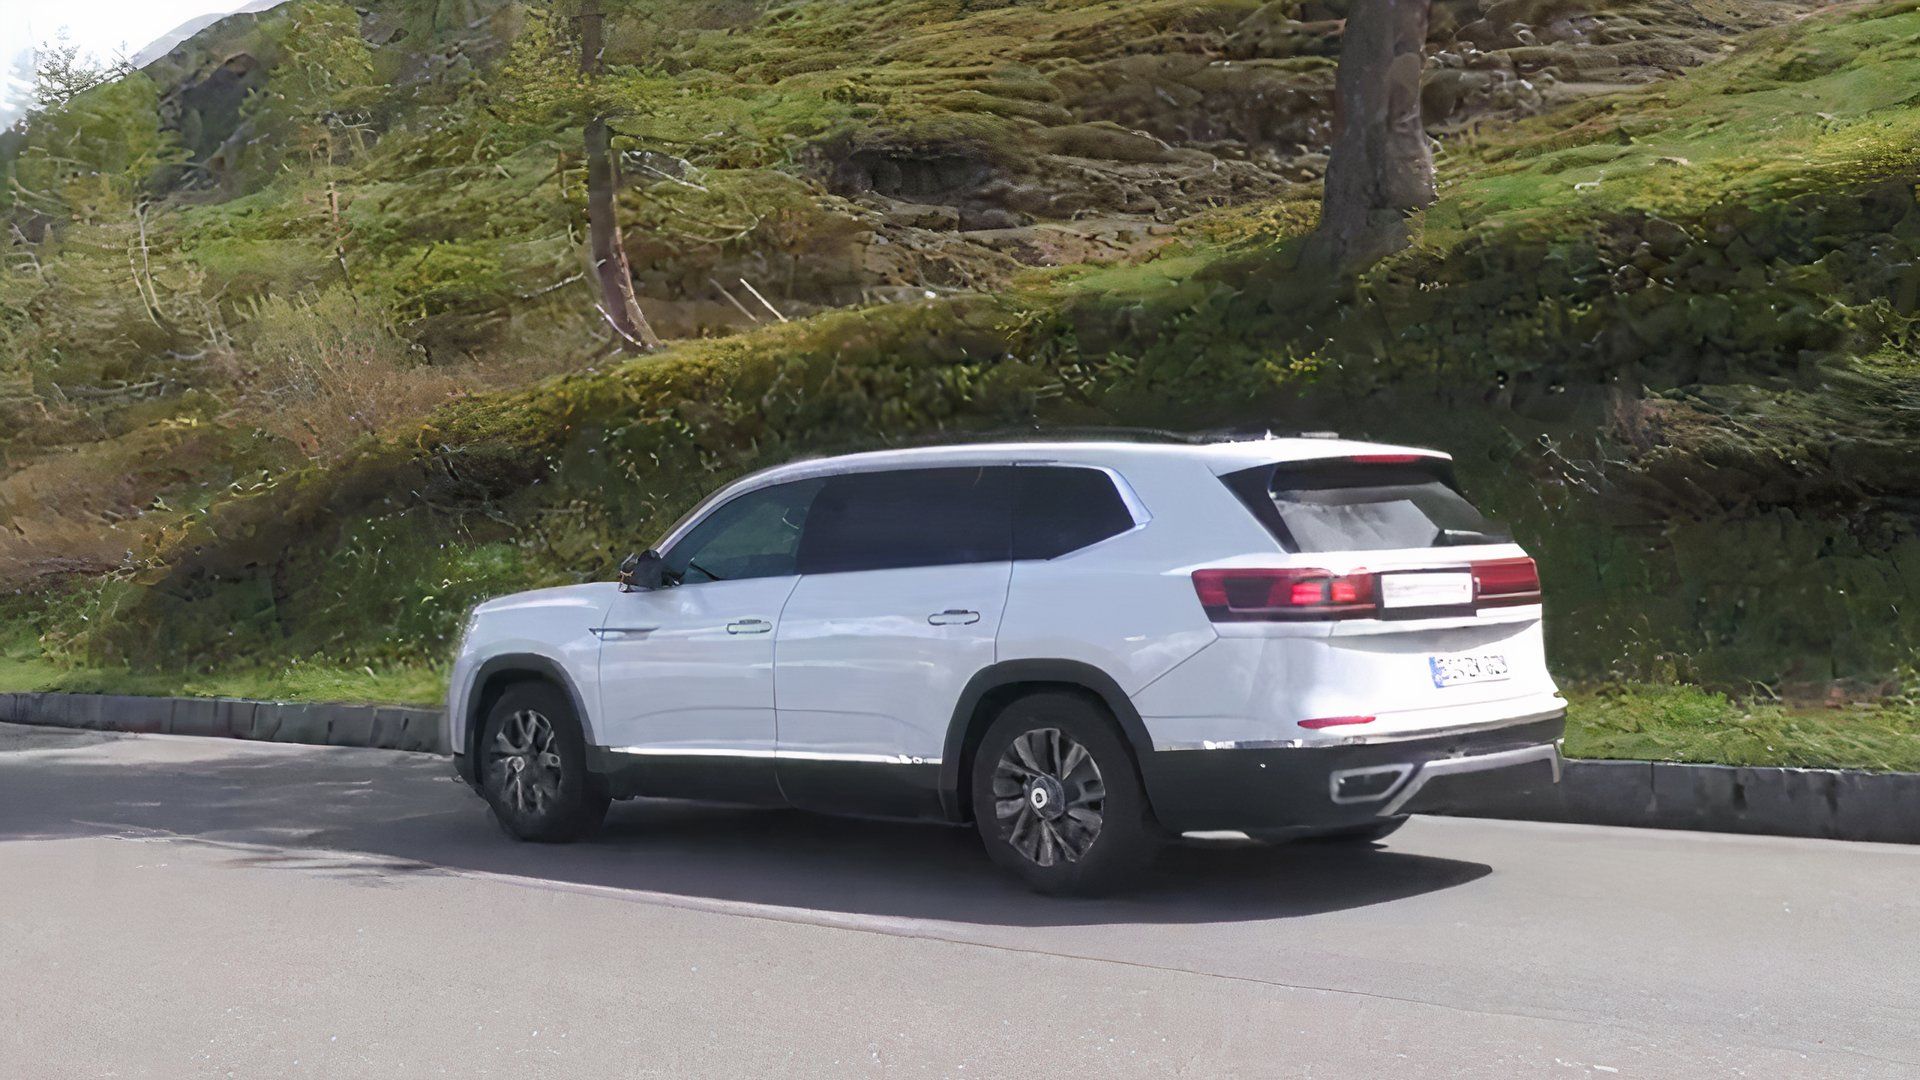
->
3, 0, 1915, 706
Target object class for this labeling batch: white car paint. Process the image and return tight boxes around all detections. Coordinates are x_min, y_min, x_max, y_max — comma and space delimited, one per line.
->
446, 437, 1565, 800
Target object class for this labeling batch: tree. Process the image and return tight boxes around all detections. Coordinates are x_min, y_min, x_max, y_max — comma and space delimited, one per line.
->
14, 71, 183, 221
31, 34, 123, 109
575, 1, 660, 352
238, 1, 381, 186
1311, 0, 1433, 272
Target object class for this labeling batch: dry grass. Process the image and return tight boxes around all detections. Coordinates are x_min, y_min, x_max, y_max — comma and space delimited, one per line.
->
220, 287, 468, 461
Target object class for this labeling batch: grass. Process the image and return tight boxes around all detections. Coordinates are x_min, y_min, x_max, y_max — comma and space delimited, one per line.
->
1562, 683, 1920, 773
0, 653, 444, 707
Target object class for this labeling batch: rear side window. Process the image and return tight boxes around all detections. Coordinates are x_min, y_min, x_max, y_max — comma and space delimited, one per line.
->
797, 466, 1012, 574
1013, 466, 1136, 559
1222, 460, 1509, 553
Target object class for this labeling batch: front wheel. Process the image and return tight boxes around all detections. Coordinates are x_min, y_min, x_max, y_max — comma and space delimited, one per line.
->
971, 692, 1157, 896
478, 682, 609, 843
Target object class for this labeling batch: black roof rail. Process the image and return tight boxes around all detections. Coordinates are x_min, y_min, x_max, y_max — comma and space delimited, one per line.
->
843, 424, 1348, 449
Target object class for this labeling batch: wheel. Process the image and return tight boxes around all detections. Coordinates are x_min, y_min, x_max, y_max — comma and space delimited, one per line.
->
1307, 816, 1409, 845
478, 681, 609, 842
971, 691, 1158, 895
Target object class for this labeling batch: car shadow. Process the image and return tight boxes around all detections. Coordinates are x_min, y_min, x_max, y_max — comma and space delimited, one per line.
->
0, 731, 1491, 927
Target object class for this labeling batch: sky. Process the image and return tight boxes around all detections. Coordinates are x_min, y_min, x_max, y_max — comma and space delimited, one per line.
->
0, 0, 263, 126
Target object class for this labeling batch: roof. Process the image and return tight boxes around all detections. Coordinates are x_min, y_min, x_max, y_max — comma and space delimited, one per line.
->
653, 435, 1451, 550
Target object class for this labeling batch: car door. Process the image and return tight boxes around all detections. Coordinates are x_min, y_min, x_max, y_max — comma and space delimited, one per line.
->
773, 465, 1014, 819
595, 477, 823, 803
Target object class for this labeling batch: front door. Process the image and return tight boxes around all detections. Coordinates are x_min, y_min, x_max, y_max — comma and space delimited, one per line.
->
595, 477, 823, 802
774, 466, 1013, 818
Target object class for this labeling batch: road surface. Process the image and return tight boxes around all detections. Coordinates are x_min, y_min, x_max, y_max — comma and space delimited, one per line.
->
0, 721, 1914, 1078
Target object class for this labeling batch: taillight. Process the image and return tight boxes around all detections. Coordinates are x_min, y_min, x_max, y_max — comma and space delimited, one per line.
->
1191, 568, 1377, 621
1347, 453, 1424, 464
1472, 557, 1540, 607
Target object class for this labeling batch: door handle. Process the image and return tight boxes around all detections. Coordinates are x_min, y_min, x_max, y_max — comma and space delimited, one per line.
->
927, 609, 981, 626
726, 619, 772, 635
592, 626, 657, 640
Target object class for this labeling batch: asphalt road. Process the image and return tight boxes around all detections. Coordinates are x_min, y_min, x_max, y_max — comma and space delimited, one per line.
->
0, 722, 1914, 1079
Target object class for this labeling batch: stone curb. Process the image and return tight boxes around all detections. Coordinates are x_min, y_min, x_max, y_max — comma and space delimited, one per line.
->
1441, 759, 1920, 845
1, 692, 1914, 843
0, 692, 446, 755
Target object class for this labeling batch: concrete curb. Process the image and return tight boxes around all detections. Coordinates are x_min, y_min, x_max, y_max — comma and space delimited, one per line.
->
1441, 759, 1920, 845
0, 691, 445, 755
1, 691, 1913, 843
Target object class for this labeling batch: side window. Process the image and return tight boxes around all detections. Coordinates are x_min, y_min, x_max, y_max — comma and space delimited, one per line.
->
662, 478, 823, 584
1013, 466, 1137, 559
797, 467, 1012, 575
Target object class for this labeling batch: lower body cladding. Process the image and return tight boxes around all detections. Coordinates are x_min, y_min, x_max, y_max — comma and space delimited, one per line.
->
1137, 714, 1566, 835
581, 747, 947, 820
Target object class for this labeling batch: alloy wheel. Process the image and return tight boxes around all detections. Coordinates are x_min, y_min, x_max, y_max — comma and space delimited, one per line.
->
991, 727, 1105, 866
487, 709, 564, 815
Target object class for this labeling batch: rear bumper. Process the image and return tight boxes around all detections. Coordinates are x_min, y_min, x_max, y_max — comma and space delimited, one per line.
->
1138, 712, 1565, 833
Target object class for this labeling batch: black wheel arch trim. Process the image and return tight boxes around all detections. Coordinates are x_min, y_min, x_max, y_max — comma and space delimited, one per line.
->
939, 659, 1153, 822
460, 653, 599, 768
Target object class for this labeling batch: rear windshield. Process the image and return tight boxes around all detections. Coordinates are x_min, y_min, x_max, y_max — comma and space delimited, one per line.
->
1222, 461, 1509, 553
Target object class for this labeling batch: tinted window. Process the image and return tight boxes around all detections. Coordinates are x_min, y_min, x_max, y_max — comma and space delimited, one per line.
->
1224, 461, 1508, 553
1013, 467, 1136, 559
663, 478, 823, 584
797, 467, 1012, 574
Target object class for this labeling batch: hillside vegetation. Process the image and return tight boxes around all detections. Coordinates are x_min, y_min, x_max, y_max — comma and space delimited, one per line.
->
2, 0, 1917, 767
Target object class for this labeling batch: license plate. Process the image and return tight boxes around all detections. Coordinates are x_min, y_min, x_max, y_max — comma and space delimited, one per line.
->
1380, 572, 1474, 609
1429, 653, 1510, 688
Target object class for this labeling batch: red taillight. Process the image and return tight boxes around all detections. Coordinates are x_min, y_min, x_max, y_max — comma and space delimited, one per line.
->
1472, 557, 1540, 607
1191, 568, 1377, 621
1299, 715, 1376, 729
1347, 453, 1424, 464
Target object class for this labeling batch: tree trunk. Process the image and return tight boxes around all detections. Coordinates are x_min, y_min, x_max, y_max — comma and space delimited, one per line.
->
578, 5, 661, 352
1313, 0, 1434, 272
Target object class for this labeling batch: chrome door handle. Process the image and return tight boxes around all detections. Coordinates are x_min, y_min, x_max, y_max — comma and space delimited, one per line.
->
726, 619, 772, 635
592, 626, 657, 640
927, 609, 981, 626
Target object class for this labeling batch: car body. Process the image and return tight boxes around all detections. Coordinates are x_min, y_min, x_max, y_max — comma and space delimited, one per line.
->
446, 434, 1565, 891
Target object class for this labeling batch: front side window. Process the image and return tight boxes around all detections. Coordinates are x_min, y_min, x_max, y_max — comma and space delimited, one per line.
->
796, 466, 1012, 575
661, 478, 824, 584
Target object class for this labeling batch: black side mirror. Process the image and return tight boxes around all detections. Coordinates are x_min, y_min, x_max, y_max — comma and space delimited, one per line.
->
618, 549, 666, 592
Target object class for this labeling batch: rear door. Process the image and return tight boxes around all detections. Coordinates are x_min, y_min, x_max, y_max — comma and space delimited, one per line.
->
773, 466, 1013, 818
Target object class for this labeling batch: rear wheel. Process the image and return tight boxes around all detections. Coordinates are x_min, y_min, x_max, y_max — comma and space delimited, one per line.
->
478, 682, 609, 843
971, 692, 1157, 895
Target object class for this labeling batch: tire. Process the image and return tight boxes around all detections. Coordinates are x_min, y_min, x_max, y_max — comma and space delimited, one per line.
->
1307, 816, 1409, 845
477, 681, 610, 843
971, 691, 1158, 896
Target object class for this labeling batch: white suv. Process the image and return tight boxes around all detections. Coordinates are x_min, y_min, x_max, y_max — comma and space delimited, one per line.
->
446, 435, 1565, 893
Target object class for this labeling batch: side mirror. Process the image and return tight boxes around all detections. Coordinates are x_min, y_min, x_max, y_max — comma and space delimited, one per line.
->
618, 549, 666, 592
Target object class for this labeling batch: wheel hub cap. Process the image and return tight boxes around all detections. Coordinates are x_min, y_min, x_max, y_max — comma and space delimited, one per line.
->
487, 709, 563, 816
1026, 776, 1066, 820
991, 727, 1106, 867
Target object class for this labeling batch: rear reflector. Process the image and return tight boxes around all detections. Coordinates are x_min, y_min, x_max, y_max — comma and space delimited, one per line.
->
1299, 715, 1376, 730
1471, 557, 1541, 607
1192, 567, 1377, 621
